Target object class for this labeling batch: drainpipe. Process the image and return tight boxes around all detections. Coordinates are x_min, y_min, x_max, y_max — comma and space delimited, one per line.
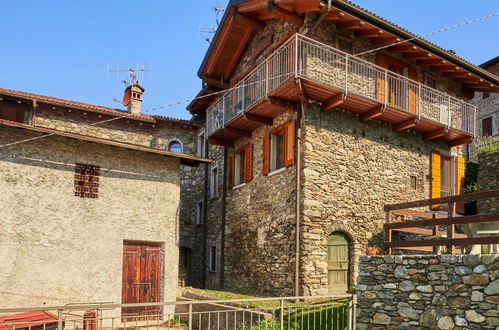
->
306, 0, 332, 35
220, 147, 228, 288
202, 138, 209, 288
294, 100, 304, 297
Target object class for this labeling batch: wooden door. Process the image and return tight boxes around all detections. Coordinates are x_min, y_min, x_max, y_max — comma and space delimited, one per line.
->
327, 233, 350, 293
122, 242, 162, 319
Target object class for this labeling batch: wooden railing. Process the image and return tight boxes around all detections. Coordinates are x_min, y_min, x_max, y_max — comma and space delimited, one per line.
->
384, 189, 499, 254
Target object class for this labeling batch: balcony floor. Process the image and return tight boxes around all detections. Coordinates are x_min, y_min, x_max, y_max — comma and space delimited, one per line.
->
209, 77, 473, 147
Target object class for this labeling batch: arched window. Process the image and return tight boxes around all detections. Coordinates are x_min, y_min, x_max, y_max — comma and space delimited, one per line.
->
167, 139, 183, 153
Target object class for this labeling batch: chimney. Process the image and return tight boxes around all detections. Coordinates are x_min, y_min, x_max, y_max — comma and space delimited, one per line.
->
125, 83, 145, 114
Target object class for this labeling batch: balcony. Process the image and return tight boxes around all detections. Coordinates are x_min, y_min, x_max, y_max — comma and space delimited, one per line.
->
206, 34, 476, 147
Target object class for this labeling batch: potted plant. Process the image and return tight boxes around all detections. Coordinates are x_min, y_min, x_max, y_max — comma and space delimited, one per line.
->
366, 244, 382, 255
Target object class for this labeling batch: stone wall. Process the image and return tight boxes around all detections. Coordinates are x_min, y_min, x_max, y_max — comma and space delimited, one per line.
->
356, 255, 499, 329
477, 151, 499, 214
300, 103, 452, 296
0, 126, 180, 311
224, 111, 298, 296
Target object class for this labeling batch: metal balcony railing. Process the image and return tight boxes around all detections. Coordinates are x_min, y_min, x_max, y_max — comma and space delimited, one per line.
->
206, 34, 477, 137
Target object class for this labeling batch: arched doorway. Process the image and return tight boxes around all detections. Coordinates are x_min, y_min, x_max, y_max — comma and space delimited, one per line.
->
327, 232, 350, 293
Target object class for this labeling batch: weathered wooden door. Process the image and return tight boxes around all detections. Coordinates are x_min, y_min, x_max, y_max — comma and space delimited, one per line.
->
122, 242, 162, 319
327, 233, 350, 293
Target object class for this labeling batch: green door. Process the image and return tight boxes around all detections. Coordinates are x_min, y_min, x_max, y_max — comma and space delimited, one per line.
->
327, 233, 350, 293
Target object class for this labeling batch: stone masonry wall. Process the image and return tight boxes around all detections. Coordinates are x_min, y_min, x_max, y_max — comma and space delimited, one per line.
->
300, 103, 453, 296
224, 111, 298, 296
477, 151, 499, 214
356, 255, 499, 329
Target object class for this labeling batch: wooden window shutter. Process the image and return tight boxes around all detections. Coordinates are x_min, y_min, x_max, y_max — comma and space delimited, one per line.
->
263, 134, 270, 175
375, 54, 387, 102
408, 67, 418, 114
284, 121, 296, 167
244, 144, 253, 183
228, 154, 235, 189
456, 156, 465, 214
431, 151, 441, 210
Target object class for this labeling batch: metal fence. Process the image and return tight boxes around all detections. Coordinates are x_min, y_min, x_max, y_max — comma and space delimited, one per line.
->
0, 295, 355, 330
206, 33, 477, 137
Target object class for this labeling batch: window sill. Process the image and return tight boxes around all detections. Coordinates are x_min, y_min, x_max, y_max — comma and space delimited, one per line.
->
268, 167, 287, 177
232, 183, 246, 190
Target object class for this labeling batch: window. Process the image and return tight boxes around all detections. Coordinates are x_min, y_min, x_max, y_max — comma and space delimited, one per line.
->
483, 92, 491, 99
440, 156, 452, 197
337, 37, 353, 54
74, 164, 100, 198
197, 131, 206, 157
209, 246, 217, 272
424, 74, 437, 90
196, 200, 204, 225
263, 122, 295, 175
229, 144, 253, 188
210, 166, 219, 198
167, 139, 183, 153
482, 116, 493, 137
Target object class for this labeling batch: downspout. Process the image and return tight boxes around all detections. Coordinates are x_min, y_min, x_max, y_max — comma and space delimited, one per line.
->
220, 147, 228, 288
294, 100, 304, 297
306, 0, 332, 35
202, 138, 209, 288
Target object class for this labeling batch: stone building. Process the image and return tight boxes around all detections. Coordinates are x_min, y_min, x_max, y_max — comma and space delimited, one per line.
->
0, 86, 213, 310
469, 56, 499, 159
0, 118, 209, 313
188, 0, 499, 296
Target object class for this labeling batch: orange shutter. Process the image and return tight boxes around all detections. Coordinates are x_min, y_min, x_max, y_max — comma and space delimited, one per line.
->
431, 151, 441, 210
456, 156, 465, 214
408, 67, 418, 114
244, 144, 253, 183
375, 54, 387, 103
284, 121, 296, 167
228, 154, 235, 189
263, 135, 270, 175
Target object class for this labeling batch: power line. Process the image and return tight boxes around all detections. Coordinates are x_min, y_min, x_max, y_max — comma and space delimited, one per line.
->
1, 10, 498, 149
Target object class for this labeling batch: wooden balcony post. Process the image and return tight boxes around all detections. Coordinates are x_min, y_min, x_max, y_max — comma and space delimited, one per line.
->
385, 211, 392, 255
432, 213, 438, 254
447, 202, 456, 252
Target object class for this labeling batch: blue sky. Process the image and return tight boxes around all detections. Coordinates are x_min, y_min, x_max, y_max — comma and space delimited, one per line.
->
0, 1, 497, 120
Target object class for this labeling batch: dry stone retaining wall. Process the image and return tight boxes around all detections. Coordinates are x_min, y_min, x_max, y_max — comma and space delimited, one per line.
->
356, 255, 499, 329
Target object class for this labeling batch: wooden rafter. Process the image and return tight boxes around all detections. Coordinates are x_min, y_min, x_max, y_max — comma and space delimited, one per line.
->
444, 72, 471, 78
205, 77, 230, 89
355, 29, 384, 38
324, 10, 345, 21
225, 127, 252, 137
448, 136, 473, 147
268, 96, 297, 111
209, 138, 234, 148
335, 20, 365, 30
233, 10, 265, 30
226, 27, 254, 78
359, 105, 385, 122
294, 79, 309, 102
423, 128, 447, 141
430, 65, 459, 72
371, 37, 400, 46
389, 44, 417, 53
243, 113, 273, 126
268, 1, 304, 27
393, 117, 419, 132
205, 20, 232, 76
416, 59, 447, 65
321, 93, 346, 111
404, 52, 432, 59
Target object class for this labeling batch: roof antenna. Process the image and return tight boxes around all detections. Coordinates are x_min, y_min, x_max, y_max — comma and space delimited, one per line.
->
107, 63, 152, 87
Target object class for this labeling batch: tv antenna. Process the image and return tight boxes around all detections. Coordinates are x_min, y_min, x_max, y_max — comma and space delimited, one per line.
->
198, 2, 225, 43
107, 63, 152, 85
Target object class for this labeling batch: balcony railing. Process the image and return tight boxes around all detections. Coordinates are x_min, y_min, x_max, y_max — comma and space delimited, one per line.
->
206, 34, 477, 137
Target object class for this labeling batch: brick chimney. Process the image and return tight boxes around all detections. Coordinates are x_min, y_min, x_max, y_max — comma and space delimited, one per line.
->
125, 83, 145, 114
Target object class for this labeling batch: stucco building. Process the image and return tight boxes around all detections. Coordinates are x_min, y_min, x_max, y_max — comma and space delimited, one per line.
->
187, 0, 499, 296
0, 87, 210, 313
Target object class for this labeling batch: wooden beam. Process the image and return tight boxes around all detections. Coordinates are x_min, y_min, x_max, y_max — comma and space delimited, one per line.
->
404, 52, 432, 59
359, 105, 385, 122
268, 96, 297, 111
387, 236, 499, 249
385, 213, 499, 230
321, 93, 346, 111
268, 1, 304, 27
444, 72, 471, 78
225, 127, 252, 138
355, 29, 384, 38
335, 20, 365, 30
448, 136, 473, 147
371, 37, 400, 46
423, 128, 447, 141
233, 10, 265, 30
243, 113, 273, 126
294, 78, 309, 102
430, 65, 459, 72
324, 10, 345, 21
204, 77, 230, 89
416, 59, 447, 65
208, 138, 234, 148
389, 44, 418, 52
455, 77, 481, 83
393, 117, 419, 132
